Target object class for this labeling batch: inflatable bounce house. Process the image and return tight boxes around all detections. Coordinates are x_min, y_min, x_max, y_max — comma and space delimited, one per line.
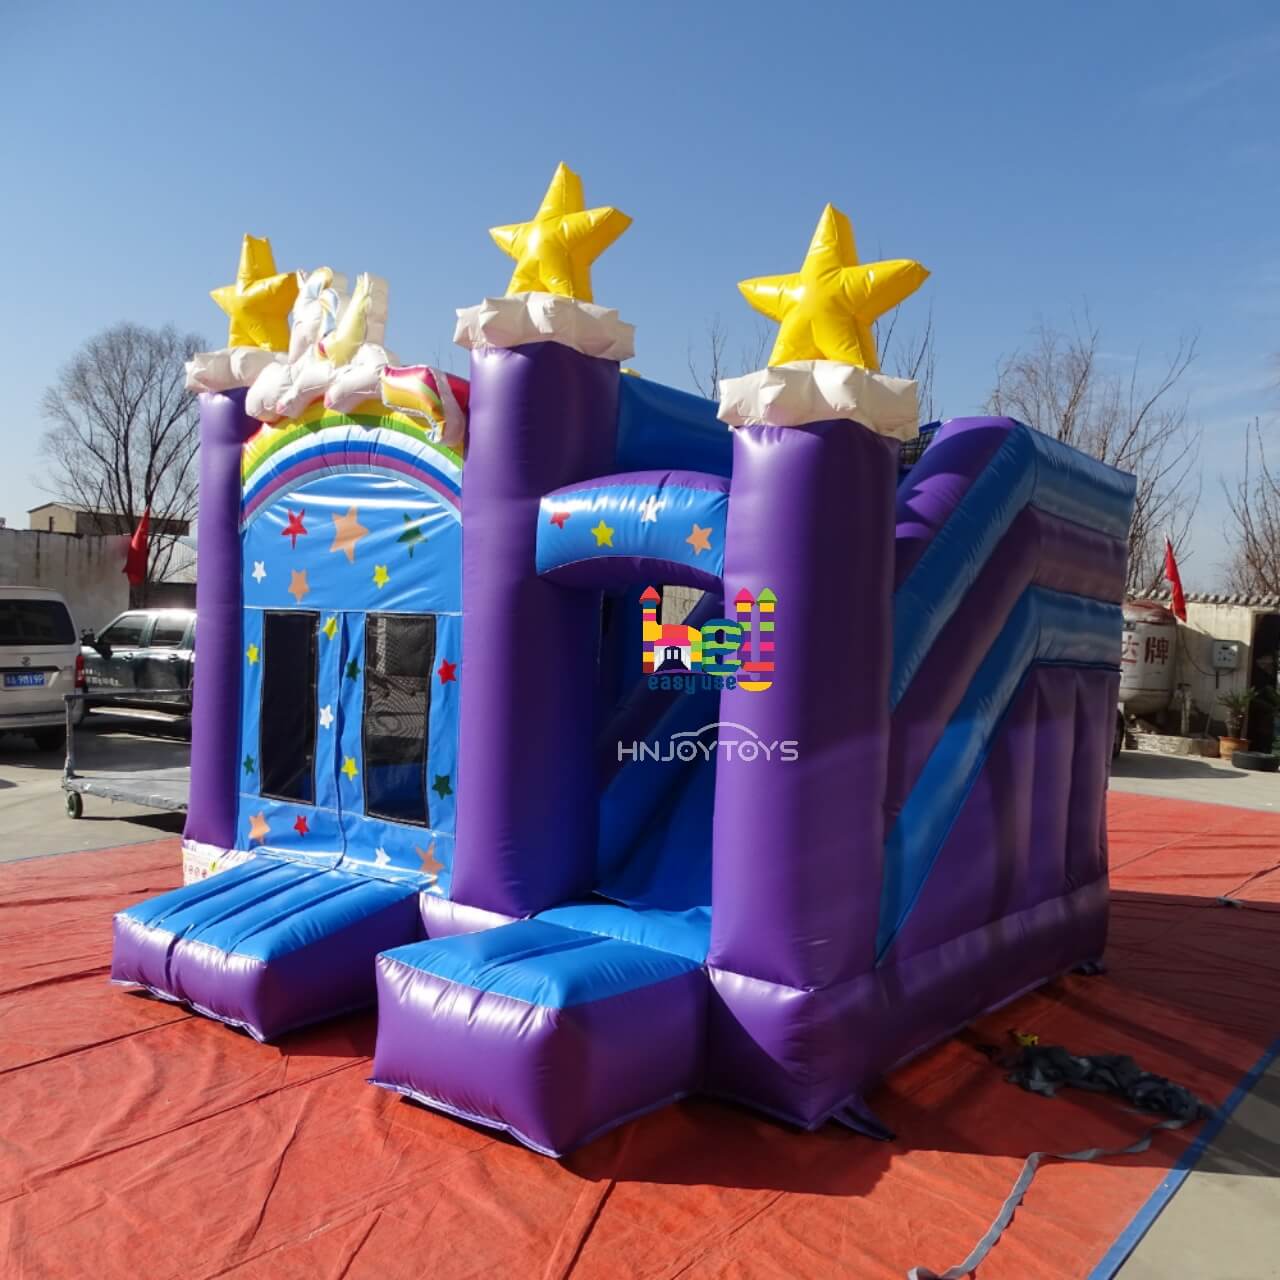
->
112, 165, 1136, 1156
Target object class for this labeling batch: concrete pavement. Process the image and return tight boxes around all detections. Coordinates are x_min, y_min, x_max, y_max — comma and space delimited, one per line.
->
0, 710, 187, 862
1110, 748, 1279, 812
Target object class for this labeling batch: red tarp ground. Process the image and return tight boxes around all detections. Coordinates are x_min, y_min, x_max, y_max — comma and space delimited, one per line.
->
1, 792, 1278, 1279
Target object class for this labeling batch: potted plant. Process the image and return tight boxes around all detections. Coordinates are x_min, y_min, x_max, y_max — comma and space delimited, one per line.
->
1217, 688, 1254, 759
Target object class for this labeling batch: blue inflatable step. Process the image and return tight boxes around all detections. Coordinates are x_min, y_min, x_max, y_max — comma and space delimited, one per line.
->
371, 919, 708, 1155
112, 856, 422, 1040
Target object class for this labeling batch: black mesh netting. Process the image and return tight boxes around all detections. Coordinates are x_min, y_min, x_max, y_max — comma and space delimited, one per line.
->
363, 614, 436, 825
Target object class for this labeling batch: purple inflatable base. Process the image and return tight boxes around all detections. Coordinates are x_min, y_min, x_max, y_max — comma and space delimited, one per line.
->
368, 1077, 698, 1161
703, 875, 1107, 1129
111, 893, 421, 1042
371, 950, 707, 1157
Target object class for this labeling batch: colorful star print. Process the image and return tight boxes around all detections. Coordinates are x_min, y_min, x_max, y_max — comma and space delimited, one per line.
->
431, 774, 453, 800
437, 658, 457, 684
372, 564, 390, 589
416, 841, 444, 878
294, 815, 310, 836
398, 514, 425, 557
591, 519, 614, 547
322, 616, 338, 640
318, 704, 334, 729
252, 561, 267, 584
246, 643, 260, 665
549, 510, 571, 529
686, 524, 713, 555
341, 756, 359, 781
282, 509, 308, 548
243, 754, 255, 774
346, 658, 360, 680
248, 811, 269, 843
329, 506, 368, 562
288, 568, 310, 603
638, 495, 664, 523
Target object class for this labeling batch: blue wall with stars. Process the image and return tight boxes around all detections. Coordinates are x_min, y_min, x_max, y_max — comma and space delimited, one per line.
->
236, 471, 462, 895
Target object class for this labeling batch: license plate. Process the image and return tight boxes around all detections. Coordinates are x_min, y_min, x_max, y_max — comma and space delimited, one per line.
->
4, 673, 45, 688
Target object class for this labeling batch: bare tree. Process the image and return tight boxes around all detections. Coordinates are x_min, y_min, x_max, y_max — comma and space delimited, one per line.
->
40, 323, 205, 591
1224, 419, 1280, 594
988, 321, 1200, 594
686, 315, 779, 401
876, 302, 938, 423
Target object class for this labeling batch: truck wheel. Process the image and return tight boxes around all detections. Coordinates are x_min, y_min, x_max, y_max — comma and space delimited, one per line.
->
34, 726, 65, 753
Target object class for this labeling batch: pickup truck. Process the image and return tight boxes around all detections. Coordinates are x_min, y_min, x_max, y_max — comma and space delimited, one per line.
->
82, 608, 195, 715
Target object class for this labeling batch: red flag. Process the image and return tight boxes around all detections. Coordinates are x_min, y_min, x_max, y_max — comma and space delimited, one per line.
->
1163, 534, 1187, 621
123, 507, 151, 587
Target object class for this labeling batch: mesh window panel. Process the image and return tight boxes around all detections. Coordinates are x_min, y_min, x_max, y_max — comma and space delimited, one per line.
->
259, 611, 319, 804
363, 613, 435, 825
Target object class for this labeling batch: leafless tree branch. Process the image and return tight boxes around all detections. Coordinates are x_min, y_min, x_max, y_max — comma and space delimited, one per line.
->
1224, 418, 1280, 595
39, 323, 205, 593
988, 320, 1201, 594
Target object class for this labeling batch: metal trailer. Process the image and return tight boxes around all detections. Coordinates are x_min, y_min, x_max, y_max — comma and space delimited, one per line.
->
61, 691, 190, 819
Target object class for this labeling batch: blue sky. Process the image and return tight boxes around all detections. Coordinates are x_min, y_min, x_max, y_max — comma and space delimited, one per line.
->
3, 0, 1276, 588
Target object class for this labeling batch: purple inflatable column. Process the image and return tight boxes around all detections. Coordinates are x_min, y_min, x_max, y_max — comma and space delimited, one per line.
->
184, 389, 257, 850
709, 421, 897, 990
450, 342, 619, 918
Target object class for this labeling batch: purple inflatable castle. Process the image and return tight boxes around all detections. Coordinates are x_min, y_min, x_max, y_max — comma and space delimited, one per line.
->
111, 177, 1135, 1157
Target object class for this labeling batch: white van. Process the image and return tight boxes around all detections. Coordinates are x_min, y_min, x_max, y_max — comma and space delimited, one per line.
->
0, 587, 86, 750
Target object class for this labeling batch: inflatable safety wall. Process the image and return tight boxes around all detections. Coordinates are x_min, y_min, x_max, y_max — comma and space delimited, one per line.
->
112, 169, 1135, 1154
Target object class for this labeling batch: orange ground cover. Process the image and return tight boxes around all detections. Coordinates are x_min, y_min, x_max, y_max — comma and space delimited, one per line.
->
2, 792, 1278, 1279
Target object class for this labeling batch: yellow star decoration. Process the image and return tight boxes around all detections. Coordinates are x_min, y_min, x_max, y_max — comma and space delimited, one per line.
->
210, 234, 299, 351
416, 842, 443, 879
372, 564, 390, 589
591, 519, 615, 547
322, 616, 338, 640
246, 643, 260, 665
489, 162, 631, 303
248, 811, 269, 843
738, 204, 929, 371
288, 569, 310, 604
330, 507, 369, 562
686, 524, 712, 556
341, 756, 359, 781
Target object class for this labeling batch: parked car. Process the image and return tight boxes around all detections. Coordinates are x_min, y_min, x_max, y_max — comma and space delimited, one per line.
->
82, 608, 196, 714
0, 586, 86, 750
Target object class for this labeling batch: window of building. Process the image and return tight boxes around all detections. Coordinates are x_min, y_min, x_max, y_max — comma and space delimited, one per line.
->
259, 611, 319, 804
363, 613, 436, 825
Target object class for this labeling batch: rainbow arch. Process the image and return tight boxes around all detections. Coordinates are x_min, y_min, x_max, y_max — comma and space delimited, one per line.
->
240, 400, 463, 526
